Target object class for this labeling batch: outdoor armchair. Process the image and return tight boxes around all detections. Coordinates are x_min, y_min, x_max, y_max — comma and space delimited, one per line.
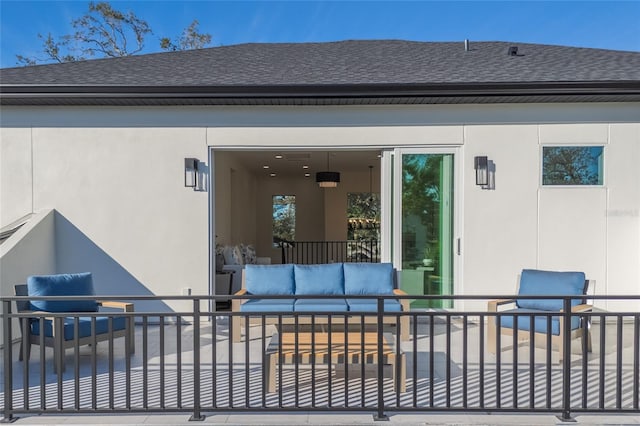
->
487, 269, 592, 361
15, 272, 135, 374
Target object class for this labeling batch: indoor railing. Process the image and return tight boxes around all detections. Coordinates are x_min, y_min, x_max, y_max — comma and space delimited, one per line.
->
279, 240, 380, 264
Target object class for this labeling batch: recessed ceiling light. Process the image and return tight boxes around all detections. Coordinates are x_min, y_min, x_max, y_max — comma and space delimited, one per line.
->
304, 173, 310, 177
263, 165, 270, 169
270, 173, 277, 177
275, 154, 283, 159
302, 165, 309, 169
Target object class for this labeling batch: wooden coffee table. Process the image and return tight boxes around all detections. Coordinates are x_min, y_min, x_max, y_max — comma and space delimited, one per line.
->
265, 330, 405, 393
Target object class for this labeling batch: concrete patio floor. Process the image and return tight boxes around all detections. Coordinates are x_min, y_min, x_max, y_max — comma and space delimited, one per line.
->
2, 314, 638, 425
5, 411, 640, 425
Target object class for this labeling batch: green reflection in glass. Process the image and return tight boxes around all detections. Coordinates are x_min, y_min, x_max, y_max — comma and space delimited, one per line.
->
400, 154, 453, 308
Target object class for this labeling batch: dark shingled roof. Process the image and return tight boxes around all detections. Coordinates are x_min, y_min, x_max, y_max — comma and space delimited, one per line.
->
1, 40, 639, 105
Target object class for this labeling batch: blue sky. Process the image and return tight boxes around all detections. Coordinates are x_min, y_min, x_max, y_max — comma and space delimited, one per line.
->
1, 1, 639, 68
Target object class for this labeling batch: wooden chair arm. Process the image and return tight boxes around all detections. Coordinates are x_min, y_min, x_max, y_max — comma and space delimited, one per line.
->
98, 300, 134, 312
568, 303, 592, 313
488, 299, 515, 311
393, 288, 410, 311
231, 288, 248, 312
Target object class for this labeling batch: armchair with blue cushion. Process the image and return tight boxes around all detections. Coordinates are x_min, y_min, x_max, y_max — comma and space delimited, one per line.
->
15, 272, 135, 373
487, 269, 592, 361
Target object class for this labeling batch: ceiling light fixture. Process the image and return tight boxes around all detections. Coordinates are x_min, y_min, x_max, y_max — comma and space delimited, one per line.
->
316, 152, 340, 188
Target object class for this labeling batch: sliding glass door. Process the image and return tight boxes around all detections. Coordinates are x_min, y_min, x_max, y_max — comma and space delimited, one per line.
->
389, 149, 457, 308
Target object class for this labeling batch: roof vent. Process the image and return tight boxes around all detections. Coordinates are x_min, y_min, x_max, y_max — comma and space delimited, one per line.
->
508, 46, 519, 56
464, 39, 470, 51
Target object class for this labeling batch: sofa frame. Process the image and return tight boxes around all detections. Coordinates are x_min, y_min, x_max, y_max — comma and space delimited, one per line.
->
231, 266, 410, 342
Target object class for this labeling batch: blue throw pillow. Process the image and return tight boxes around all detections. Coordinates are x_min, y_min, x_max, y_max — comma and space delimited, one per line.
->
294, 263, 344, 295
245, 264, 295, 295
27, 273, 99, 312
517, 269, 586, 311
344, 262, 394, 295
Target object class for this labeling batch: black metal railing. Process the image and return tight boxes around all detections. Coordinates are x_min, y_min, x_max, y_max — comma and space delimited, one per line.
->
280, 240, 380, 264
1, 294, 639, 422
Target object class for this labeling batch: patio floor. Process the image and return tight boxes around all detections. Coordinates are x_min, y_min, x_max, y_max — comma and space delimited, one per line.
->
1, 315, 639, 424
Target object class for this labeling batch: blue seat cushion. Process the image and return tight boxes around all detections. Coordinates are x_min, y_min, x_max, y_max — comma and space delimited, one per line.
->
499, 308, 582, 336
239, 299, 296, 312
30, 316, 127, 341
27, 273, 98, 313
294, 264, 344, 295
344, 262, 394, 295
245, 264, 295, 295
346, 299, 403, 312
293, 298, 348, 312
517, 269, 586, 311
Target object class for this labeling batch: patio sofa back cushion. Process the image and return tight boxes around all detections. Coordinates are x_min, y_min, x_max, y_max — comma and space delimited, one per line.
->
27, 273, 99, 313
294, 263, 344, 295
344, 262, 394, 295
516, 269, 586, 311
245, 264, 295, 295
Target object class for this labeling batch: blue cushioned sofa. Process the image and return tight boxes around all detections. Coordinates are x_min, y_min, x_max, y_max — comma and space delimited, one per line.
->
231, 263, 409, 342
487, 269, 592, 361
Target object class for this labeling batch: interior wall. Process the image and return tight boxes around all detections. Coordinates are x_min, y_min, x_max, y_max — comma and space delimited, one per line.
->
324, 168, 381, 241
256, 175, 325, 263
214, 151, 257, 247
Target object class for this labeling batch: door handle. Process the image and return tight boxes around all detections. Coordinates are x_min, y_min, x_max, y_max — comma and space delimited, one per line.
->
456, 238, 461, 255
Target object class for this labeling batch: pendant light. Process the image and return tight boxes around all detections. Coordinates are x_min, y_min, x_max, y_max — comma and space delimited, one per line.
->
316, 152, 340, 188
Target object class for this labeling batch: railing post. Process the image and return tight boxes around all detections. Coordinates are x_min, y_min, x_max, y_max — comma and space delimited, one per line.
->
558, 297, 575, 422
2, 300, 16, 423
373, 297, 388, 421
189, 298, 205, 421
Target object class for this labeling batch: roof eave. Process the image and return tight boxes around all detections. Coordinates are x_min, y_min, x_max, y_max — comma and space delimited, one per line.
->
2, 81, 639, 105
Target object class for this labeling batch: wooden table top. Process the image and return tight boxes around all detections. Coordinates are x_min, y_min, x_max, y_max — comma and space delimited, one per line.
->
267, 331, 398, 365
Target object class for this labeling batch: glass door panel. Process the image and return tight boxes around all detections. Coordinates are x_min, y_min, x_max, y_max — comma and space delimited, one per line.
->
398, 153, 454, 308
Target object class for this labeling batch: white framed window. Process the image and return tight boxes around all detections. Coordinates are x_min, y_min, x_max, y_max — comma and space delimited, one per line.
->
542, 146, 604, 186
272, 195, 296, 247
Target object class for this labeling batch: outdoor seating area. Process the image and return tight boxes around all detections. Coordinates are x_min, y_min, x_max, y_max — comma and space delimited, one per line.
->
2, 290, 638, 422
231, 263, 410, 342
487, 269, 593, 361
13, 273, 135, 374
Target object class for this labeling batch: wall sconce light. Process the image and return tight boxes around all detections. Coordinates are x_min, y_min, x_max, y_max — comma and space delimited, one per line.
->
184, 158, 199, 189
474, 156, 489, 187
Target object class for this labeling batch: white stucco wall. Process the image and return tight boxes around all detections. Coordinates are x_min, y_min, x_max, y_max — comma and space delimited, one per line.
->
0, 119, 209, 312
0, 127, 33, 227
0, 209, 56, 343
1, 103, 638, 312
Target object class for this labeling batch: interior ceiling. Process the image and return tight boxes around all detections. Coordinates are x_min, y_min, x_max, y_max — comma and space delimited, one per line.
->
225, 150, 383, 177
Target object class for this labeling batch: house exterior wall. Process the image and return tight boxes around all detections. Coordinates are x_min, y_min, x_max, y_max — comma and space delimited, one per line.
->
1, 103, 638, 311
0, 209, 56, 342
